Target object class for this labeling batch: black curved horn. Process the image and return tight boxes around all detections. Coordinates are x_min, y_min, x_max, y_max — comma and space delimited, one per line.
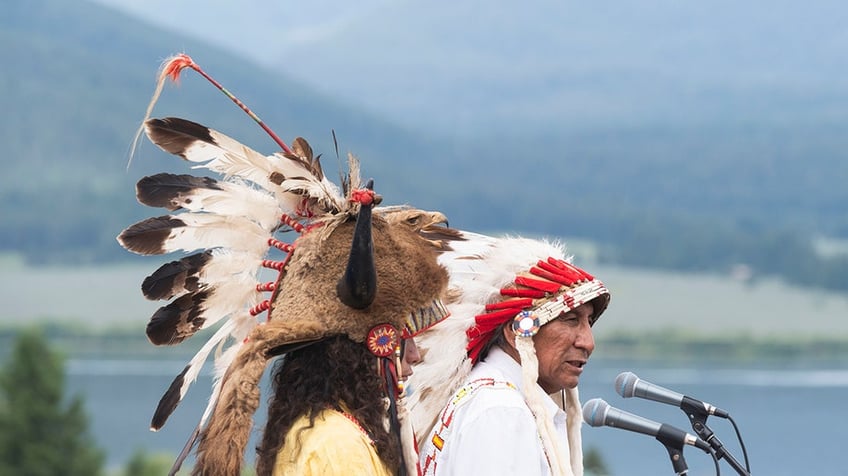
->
336, 179, 377, 309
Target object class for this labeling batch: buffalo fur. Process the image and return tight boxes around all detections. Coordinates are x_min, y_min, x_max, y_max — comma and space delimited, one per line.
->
271, 213, 449, 343
192, 320, 327, 476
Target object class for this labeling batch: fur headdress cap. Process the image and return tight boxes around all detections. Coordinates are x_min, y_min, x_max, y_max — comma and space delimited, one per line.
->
271, 212, 450, 344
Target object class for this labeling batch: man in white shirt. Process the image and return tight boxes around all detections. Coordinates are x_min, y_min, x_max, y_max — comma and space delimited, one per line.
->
413, 235, 610, 476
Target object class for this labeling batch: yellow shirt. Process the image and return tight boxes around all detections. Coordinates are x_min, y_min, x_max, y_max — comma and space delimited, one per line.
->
273, 408, 393, 476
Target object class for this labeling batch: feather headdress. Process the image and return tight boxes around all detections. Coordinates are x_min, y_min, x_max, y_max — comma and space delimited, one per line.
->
118, 54, 454, 476
408, 231, 611, 476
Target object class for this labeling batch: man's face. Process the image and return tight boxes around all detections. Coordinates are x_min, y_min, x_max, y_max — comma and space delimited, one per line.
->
533, 302, 596, 393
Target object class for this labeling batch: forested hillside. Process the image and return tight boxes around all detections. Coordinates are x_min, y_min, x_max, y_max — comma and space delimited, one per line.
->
1, 0, 444, 264
4, 0, 848, 292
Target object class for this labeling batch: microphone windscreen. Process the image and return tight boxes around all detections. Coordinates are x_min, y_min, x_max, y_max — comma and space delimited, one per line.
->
582, 398, 609, 427
615, 371, 638, 398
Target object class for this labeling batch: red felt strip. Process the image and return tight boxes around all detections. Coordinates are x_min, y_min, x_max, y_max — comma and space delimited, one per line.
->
501, 288, 547, 298
515, 276, 561, 293
485, 298, 533, 311
537, 259, 568, 277
530, 266, 573, 287
547, 257, 568, 270
475, 308, 520, 324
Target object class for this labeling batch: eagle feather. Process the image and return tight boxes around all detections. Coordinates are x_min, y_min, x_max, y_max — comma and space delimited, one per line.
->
118, 214, 270, 257
136, 173, 282, 231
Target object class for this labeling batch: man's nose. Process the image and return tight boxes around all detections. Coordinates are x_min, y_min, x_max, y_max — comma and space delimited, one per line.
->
575, 320, 595, 353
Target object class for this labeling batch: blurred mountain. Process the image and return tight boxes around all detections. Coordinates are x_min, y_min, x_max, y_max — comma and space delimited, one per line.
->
4, 0, 848, 291
90, 0, 848, 132
86, 0, 848, 237
1, 0, 447, 264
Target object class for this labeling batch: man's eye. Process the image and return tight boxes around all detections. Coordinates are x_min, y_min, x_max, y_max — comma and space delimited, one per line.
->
557, 314, 578, 323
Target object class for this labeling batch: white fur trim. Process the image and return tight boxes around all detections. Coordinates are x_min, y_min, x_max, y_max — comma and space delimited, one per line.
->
566, 387, 584, 476
516, 337, 574, 476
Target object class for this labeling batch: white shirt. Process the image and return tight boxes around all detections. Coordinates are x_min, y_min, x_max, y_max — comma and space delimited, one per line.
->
420, 347, 568, 476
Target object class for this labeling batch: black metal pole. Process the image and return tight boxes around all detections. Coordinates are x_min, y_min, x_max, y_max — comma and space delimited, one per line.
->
656, 425, 690, 475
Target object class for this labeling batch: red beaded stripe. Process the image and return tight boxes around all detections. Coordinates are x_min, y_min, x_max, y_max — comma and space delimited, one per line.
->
249, 300, 270, 316
279, 213, 304, 233
256, 282, 276, 292
268, 238, 294, 253
262, 259, 285, 270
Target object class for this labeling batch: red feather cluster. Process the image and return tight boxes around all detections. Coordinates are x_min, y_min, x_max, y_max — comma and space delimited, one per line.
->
465, 257, 594, 363
162, 53, 196, 83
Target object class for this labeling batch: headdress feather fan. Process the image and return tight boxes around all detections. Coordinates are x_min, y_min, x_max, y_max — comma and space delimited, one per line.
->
119, 53, 453, 476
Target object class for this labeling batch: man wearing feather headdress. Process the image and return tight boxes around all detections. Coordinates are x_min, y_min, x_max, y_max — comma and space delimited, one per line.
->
117, 54, 458, 476
408, 233, 611, 476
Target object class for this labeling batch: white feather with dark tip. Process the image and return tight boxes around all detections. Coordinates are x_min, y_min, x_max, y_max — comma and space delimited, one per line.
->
141, 251, 213, 301
146, 274, 261, 346
151, 315, 252, 431
118, 214, 270, 257
145, 117, 344, 216
136, 173, 282, 231
166, 337, 246, 460
141, 250, 263, 301
145, 117, 277, 187
118, 113, 346, 441
170, 337, 247, 452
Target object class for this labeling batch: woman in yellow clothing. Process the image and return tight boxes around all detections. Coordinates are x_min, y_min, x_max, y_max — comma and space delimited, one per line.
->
273, 406, 393, 476
256, 335, 423, 476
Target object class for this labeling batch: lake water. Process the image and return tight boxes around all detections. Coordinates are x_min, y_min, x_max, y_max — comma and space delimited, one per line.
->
7, 263, 844, 474
67, 356, 848, 476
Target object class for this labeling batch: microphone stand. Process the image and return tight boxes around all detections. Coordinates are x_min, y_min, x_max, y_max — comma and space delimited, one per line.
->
681, 397, 750, 476
656, 430, 689, 475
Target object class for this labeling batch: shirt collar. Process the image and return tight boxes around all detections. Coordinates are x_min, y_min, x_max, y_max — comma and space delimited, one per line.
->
481, 346, 565, 420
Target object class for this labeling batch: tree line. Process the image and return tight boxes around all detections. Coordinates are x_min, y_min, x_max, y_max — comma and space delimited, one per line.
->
0, 329, 176, 476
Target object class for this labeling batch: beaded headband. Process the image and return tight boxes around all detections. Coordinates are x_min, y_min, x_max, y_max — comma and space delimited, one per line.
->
466, 257, 610, 362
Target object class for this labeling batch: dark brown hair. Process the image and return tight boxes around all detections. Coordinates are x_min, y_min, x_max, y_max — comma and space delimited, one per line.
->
255, 335, 401, 475
477, 321, 511, 362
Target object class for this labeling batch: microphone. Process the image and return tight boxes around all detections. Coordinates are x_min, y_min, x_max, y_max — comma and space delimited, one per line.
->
615, 371, 729, 418
582, 398, 711, 452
